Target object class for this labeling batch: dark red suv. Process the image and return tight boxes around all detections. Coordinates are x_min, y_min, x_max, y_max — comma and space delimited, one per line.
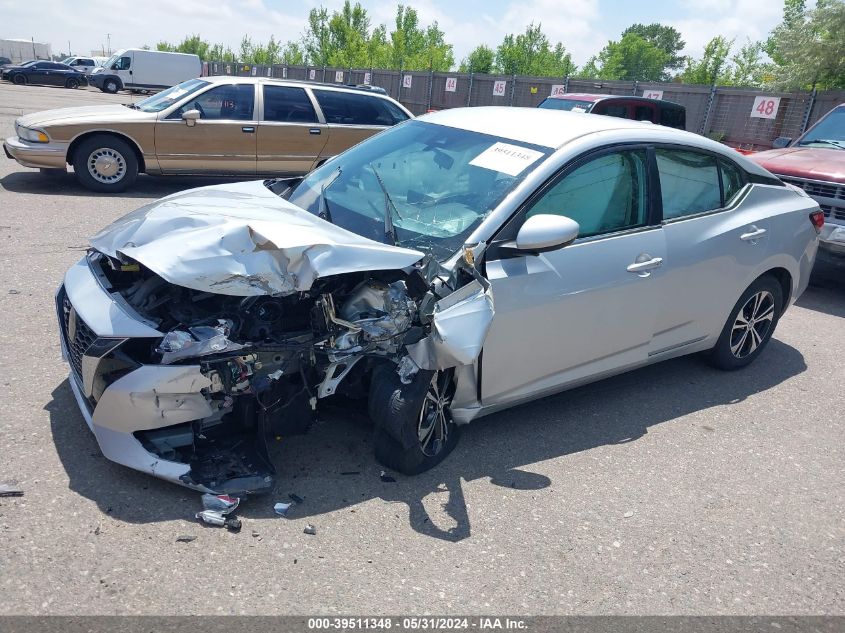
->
538, 93, 686, 130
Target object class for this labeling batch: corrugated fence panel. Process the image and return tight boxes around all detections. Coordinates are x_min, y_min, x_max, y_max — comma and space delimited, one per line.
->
513, 76, 566, 108
707, 88, 812, 150
429, 73, 470, 110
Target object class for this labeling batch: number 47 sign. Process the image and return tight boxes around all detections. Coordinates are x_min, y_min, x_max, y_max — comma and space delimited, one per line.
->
751, 96, 781, 120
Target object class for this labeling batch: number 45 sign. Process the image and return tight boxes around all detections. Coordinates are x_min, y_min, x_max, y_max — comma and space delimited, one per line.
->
751, 96, 781, 120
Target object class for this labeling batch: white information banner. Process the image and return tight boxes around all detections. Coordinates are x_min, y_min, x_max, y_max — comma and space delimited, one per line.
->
751, 96, 781, 119
445, 77, 457, 92
469, 142, 544, 177
335, 70, 344, 83
363, 71, 371, 85
642, 89, 663, 100
550, 84, 566, 97
403, 74, 413, 88
493, 80, 507, 97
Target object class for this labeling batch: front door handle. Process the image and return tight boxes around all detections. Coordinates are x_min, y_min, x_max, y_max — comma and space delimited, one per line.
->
309, 128, 322, 135
740, 226, 767, 242
627, 255, 663, 276
241, 126, 255, 133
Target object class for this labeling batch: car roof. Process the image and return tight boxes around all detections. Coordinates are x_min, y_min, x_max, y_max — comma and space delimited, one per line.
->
544, 93, 684, 108
204, 74, 392, 96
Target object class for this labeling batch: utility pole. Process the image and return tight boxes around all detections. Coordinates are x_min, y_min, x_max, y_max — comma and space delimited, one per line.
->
107, 34, 111, 55
31, 37, 36, 60
68, 41, 71, 56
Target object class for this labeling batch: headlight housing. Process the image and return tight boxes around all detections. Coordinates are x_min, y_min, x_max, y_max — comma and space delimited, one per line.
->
16, 124, 49, 143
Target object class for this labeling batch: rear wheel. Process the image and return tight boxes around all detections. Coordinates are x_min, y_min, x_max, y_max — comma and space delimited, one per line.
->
65, 77, 80, 89
12, 74, 26, 85
72, 135, 138, 193
369, 365, 460, 475
708, 276, 783, 370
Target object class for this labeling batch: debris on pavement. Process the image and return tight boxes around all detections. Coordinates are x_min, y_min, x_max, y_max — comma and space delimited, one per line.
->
201, 493, 240, 515
624, 510, 634, 518
303, 524, 317, 535
380, 470, 396, 483
0, 484, 24, 497
289, 493, 304, 504
274, 502, 292, 517
7, 290, 20, 295
176, 535, 197, 543
196, 510, 242, 532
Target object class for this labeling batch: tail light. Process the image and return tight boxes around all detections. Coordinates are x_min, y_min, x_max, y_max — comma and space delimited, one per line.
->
809, 210, 824, 233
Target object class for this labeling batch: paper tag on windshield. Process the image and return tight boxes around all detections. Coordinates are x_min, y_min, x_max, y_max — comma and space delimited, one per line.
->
469, 142, 544, 177
571, 106, 587, 113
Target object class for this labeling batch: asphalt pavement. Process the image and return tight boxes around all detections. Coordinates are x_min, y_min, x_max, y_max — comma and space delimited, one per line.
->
0, 83, 842, 615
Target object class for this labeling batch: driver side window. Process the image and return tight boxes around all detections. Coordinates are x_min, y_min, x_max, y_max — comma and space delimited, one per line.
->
112, 56, 131, 70
172, 84, 255, 121
526, 149, 649, 238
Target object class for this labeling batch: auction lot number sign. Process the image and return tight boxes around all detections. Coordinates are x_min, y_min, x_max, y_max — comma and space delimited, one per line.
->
751, 96, 781, 119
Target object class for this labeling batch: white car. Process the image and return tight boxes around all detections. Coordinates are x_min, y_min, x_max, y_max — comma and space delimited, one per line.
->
56, 107, 821, 494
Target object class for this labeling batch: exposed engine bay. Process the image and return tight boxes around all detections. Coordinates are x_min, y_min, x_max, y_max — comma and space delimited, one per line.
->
85, 248, 492, 494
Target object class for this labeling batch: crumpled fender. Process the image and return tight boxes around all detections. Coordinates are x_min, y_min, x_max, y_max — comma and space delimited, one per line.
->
89, 180, 424, 297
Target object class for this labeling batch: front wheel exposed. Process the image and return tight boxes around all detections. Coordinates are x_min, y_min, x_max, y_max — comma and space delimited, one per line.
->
12, 74, 26, 85
708, 275, 783, 370
369, 365, 460, 475
71, 134, 139, 193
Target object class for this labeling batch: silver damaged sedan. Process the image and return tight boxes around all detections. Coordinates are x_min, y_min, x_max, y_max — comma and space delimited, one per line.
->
57, 107, 822, 494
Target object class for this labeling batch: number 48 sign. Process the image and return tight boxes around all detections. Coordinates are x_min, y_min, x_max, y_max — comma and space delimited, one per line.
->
751, 96, 780, 120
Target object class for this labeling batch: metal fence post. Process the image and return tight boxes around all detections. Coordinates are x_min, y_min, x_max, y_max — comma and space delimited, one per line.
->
632, 80, 638, 96
427, 68, 434, 111
322, 65, 326, 83
800, 87, 817, 134
509, 74, 517, 106
467, 72, 474, 107
563, 76, 569, 94
699, 83, 718, 136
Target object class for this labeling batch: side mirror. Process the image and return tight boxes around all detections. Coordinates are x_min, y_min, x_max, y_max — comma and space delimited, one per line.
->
772, 136, 792, 149
182, 109, 201, 126
512, 214, 580, 253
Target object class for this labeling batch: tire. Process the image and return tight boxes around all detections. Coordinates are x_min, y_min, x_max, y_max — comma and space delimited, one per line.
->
72, 135, 139, 193
708, 275, 783, 370
12, 74, 26, 85
65, 77, 80, 89
103, 79, 119, 94
369, 364, 460, 475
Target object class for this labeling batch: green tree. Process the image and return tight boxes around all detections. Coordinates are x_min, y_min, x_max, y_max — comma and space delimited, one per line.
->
722, 39, 768, 86
680, 36, 733, 84
459, 45, 494, 73
303, 6, 333, 66
327, 1, 371, 67
621, 23, 685, 76
588, 33, 668, 81
366, 24, 392, 68
767, 0, 845, 89
764, 0, 807, 64
282, 42, 305, 66
493, 23, 576, 77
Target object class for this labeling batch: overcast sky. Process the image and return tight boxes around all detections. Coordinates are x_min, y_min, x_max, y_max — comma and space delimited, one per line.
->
2, 0, 786, 64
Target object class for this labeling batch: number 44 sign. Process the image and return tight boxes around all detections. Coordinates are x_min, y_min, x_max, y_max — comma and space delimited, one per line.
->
751, 96, 781, 120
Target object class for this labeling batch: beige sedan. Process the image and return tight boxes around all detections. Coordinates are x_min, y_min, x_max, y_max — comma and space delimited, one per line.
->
3, 76, 413, 192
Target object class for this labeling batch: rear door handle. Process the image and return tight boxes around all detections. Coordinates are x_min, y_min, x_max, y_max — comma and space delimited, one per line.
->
309, 128, 322, 135
627, 256, 663, 276
241, 126, 255, 133
740, 226, 767, 242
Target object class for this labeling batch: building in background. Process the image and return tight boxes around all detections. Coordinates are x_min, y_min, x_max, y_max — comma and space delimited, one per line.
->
0, 38, 51, 63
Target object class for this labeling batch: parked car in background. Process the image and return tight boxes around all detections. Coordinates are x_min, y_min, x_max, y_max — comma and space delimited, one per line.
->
1, 60, 87, 88
539, 93, 687, 130
0, 56, 11, 66
53, 107, 820, 493
88, 48, 201, 94
59, 56, 99, 74
4, 76, 413, 191
749, 104, 845, 255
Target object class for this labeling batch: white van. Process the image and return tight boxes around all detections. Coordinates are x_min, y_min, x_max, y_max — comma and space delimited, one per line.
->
88, 49, 201, 93
60, 56, 99, 74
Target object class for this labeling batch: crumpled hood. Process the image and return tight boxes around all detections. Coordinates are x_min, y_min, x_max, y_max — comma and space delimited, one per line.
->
750, 147, 845, 182
90, 180, 425, 296
17, 104, 151, 128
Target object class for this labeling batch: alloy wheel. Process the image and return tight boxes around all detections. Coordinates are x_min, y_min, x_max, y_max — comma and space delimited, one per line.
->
730, 290, 775, 359
417, 371, 454, 457
86, 148, 127, 184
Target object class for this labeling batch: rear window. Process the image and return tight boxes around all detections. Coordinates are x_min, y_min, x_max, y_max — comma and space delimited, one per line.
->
660, 106, 686, 130
598, 103, 628, 119
314, 89, 407, 126
538, 98, 593, 113
262, 85, 317, 123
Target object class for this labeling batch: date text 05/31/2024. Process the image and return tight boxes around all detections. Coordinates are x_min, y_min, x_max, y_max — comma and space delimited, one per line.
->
307, 617, 529, 630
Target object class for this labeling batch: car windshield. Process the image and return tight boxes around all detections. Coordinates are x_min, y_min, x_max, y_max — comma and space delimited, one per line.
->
798, 106, 845, 149
103, 54, 119, 68
538, 98, 594, 113
285, 120, 553, 260
133, 79, 209, 113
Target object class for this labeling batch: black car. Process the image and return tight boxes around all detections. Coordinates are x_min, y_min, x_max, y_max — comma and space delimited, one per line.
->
0, 56, 11, 66
2, 60, 87, 88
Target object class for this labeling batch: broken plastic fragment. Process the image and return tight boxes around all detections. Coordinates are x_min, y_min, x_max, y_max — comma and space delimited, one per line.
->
303, 524, 317, 535
201, 493, 240, 515
380, 471, 397, 483
176, 535, 197, 543
396, 355, 420, 385
273, 502, 292, 517
406, 279, 495, 370
157, 320, 245, 364
0, 484, 23, 497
